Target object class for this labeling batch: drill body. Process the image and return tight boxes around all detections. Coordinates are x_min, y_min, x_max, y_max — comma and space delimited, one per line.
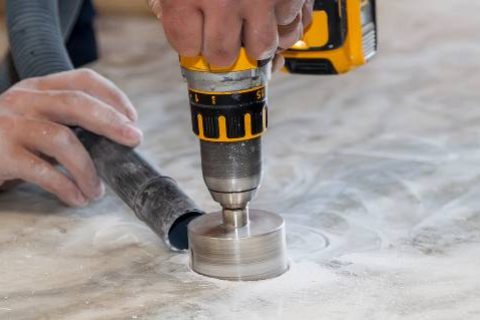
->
182, 0, 378, 281
181, 51, 270, 226
181, 0, 377, 224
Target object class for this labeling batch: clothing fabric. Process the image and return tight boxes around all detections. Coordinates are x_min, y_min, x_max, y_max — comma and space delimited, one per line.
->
66, 0, 98, 67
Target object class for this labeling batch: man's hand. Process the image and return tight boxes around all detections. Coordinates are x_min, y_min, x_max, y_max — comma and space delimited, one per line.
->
149, 0, 314, 67
0, 69, 142, 207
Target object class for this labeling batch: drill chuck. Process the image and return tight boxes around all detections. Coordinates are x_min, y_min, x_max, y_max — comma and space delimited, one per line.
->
200, 138, 261, 209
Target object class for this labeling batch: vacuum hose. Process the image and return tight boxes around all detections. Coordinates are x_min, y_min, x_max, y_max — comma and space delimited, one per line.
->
4, 0, 204, 250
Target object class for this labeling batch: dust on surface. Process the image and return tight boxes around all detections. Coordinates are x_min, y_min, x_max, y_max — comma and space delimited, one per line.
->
1, 1, 480, 319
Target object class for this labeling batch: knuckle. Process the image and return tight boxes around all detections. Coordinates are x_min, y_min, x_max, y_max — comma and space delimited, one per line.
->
278, 13, 297, 26
279, 19, 303, 44
1, 88, 25, 105
279, 14, 302, 31
59, 91, 89, 106
77, 68, 100, 83
103, 108, 122, 126
52, 125, 77, 147
17, 77, 41, 89
276, 0, 303, 24
31, 158, 50, 176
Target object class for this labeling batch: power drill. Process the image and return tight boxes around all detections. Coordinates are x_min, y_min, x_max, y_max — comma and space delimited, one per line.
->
182, 0, 377, 281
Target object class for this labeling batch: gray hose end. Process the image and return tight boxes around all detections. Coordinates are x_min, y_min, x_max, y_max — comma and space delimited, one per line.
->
168, 211, 204, 251
134, 177, 204, 251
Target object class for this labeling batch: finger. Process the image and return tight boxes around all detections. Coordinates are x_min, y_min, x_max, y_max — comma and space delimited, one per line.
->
7, 88, 143, 147
18, 69, 138, 122
18, 119, 104, 201
148, 0, 162, 18
12, 148, 88, 207
275, 0, 305, 25
272, 54, 285, 73
278, 13, 303, 50
242, 3, 278, 60
160, 3, 203, 57
203, 6, 242, 67
302, 0, 314, 29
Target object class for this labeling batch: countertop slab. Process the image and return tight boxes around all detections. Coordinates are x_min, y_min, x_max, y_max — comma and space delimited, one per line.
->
1, 1, 480, 319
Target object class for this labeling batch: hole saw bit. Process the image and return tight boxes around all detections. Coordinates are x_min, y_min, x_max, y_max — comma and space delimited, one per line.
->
180, 0, 377, 281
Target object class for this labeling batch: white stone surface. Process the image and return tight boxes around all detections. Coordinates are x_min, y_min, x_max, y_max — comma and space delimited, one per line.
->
1, 0, 480, 319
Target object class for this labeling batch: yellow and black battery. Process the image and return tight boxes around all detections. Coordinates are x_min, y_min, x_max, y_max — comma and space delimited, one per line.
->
282, 0, 377, 74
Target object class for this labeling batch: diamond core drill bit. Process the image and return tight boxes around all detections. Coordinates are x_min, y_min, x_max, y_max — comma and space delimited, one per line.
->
181, 50, 289, 281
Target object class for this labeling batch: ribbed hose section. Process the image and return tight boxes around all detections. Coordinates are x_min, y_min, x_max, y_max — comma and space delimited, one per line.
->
0, 0, 83, 93
5, 0, 204, 251
7, 0, 72, 76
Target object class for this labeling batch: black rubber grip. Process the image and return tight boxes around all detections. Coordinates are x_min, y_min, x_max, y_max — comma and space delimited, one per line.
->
189, 87, 267, 140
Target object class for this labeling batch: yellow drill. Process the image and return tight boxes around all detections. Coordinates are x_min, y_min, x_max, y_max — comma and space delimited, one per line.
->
181, 0, 377, 281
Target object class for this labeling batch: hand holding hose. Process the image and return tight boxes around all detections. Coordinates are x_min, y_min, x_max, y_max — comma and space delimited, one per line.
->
0, 69, 143, 207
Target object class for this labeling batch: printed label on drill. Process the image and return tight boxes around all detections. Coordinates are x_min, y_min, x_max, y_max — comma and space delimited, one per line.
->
188, 86, 267, 142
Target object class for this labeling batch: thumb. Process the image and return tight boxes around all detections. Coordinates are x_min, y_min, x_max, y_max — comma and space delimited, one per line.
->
272, 54, 286, 73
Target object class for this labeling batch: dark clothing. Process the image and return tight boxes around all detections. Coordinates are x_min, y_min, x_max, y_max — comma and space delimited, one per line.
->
66, 0, 99, 67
